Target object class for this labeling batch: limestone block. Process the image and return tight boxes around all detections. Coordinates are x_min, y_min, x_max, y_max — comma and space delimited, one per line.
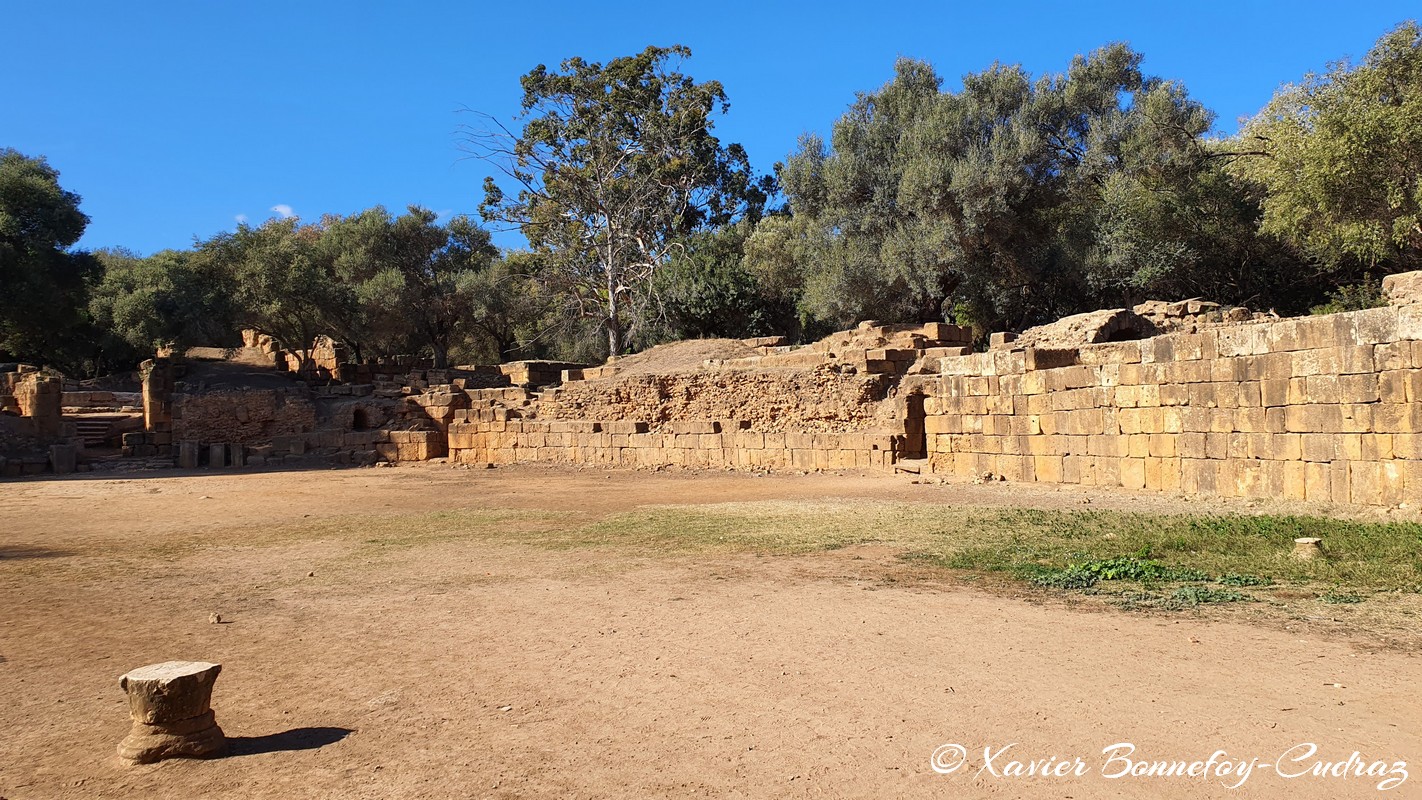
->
1383, 270, 1422, 306
1303, 462, 1332, 502
117, 661, 225, 764
666, 421, 719, 435
1376, 341, 1412, 371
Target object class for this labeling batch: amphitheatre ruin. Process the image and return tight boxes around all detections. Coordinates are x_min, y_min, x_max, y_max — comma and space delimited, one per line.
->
4, 275, 1422, 798
8, 7, 1422, 796
8, 273, 1422, 504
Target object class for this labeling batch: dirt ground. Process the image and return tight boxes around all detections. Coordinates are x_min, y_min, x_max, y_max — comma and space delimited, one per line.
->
1, 463, 1419, 799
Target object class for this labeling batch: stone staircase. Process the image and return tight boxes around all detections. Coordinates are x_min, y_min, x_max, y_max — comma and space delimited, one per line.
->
70, 414, 135, 447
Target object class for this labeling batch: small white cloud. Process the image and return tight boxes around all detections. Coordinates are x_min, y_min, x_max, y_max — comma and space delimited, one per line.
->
270, 204, 295, 219
235, 213, 248, 225
436, 208, 454, 222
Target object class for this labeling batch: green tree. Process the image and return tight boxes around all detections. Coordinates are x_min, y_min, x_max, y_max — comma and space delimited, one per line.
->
0, 149, 97, 367
89, 247, 236, 354
316, 207, 414, 361
386, 208, 499, 369
201, 217, 333, 373
458, 250, 555, 362
654, 221, 797, 343
759, 46, 1283, 333
1229, 21, 1422, 273
469, 44, 771, 357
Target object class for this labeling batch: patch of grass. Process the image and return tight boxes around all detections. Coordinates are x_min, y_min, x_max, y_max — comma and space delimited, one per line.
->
1218, 572, 1273, 587
1031, 565, 1099, 589
1320, 590, 1366, 604
908, 508, 1422, 593
1170, 585, 1251, 606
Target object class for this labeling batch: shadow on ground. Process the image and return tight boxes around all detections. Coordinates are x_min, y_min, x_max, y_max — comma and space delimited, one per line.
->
225, 727, 354, 757
0, 545, 74, 559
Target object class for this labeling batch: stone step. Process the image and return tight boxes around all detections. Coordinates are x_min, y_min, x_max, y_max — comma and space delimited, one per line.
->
893, 458, 929, 475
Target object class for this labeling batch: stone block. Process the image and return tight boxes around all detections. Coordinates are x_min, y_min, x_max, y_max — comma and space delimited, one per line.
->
49, 444, 77, 474
1383, 271, 1422, 305
178, 442, 201, 469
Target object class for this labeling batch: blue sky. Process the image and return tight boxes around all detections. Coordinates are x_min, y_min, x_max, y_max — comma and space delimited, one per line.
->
3, 1, 1417, 255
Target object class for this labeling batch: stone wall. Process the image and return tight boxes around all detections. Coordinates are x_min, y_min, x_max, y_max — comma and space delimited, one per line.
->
447, 417, 904, 471
444, 357, 920, 470
539, 367, 900, 433
917, 303, 1422, 506
171, 388, 318, 446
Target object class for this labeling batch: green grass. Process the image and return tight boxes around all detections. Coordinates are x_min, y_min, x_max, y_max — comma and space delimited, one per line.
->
47, 500, 1415, 603
908, 508, 1422, 594
345, 503, 1421, 596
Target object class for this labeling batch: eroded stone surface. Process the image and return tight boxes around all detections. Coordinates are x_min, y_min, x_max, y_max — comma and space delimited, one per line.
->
117, 660, 225, 764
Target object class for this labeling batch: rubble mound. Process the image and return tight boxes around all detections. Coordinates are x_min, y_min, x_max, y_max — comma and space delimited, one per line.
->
1015, 309, 1158, 349
1132, 298, 1266, 334
601, 338, 762, 377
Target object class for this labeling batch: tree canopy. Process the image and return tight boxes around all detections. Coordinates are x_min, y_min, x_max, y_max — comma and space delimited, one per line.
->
469, 44, 772, 357
748, 44, 1288, 334
1229, 21, 1422, 274
0, 149, 98, 366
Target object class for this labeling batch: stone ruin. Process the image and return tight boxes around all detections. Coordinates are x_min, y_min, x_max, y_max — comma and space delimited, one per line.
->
6, 271, 1422, 507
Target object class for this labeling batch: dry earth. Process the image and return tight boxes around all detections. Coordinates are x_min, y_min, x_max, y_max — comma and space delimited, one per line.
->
1, 464, 1419, 799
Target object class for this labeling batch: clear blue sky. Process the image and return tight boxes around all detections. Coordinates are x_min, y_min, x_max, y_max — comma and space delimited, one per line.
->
3, 1, 1417, 256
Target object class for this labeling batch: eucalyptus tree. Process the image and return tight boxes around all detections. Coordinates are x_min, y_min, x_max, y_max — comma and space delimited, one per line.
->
468, 44, 771, 357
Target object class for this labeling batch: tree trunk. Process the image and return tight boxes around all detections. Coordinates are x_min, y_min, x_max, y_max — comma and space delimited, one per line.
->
606, 320, 624, 358
431, 341, 449, 369
605, 266, 624, 357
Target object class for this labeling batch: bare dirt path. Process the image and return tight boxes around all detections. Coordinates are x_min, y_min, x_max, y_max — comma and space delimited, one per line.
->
0, 464, 1417, 798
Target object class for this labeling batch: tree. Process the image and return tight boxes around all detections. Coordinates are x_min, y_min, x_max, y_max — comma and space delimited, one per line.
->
317, 207, 414, 361
201, 217, 333, 372
757, 46, 1285, 334
459, 250, 555, 362
468, 44, 771, 357
89, 247, 236, 354
653, 221, 796, 343
0, 149, 97, 367
1229, 21, 1422, 274
386, 208, 499, 369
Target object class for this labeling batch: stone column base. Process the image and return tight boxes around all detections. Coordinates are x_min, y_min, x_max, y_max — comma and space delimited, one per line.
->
117, 709, 226, 764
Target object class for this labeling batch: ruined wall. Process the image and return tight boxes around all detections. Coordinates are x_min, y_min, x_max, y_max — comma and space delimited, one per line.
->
540, 366, 900, 433
919, 303, 1422, 506
171, 389, 318, 446
447, 417, 905, 471
12, 372, 63, 438
445, 368, 915, 471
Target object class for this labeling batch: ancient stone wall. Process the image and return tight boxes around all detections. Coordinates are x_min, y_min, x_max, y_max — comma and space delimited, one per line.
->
540, 367, 900, 433
171, 388, 318, 447
447, 417, 904, 471
444, 365, 918, 470
917, 303, 1422, 506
